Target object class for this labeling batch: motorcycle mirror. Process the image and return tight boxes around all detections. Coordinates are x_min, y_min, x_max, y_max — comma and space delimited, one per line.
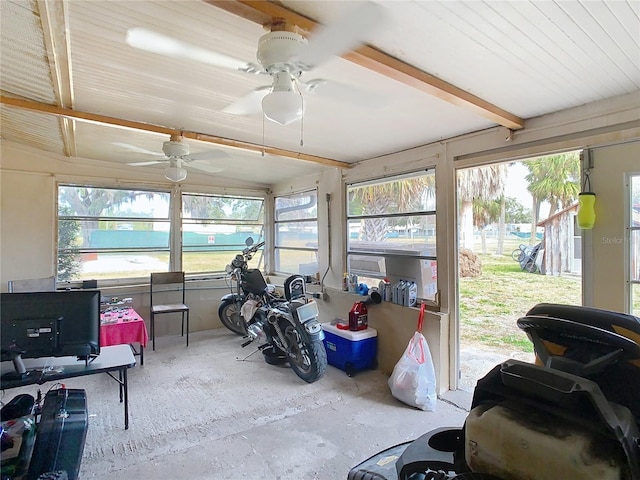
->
245, 237, 254, 247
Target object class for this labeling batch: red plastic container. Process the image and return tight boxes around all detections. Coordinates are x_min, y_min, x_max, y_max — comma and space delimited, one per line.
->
349, 301, 368, 331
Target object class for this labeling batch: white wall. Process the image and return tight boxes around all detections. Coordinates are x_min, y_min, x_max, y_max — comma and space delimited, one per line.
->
0, 170, 56, 280
583, 141, 640, 312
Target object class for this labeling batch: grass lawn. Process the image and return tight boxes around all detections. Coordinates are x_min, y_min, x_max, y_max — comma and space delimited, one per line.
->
459, 252, 582, 355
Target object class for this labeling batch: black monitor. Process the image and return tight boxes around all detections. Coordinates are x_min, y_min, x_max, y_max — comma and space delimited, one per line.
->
1, 290, 101, 379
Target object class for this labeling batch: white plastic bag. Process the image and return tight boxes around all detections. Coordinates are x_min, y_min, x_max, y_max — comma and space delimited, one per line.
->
388, 330, 437, 411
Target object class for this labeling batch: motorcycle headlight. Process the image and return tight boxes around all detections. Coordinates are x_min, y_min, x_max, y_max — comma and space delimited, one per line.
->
232, 255, 244, 268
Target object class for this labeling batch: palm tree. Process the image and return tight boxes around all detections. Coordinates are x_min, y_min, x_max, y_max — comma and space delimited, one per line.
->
473, 197, 503, 254
350, 174, 435, 242
458, 164, 507, 250
524, 152, 580, 242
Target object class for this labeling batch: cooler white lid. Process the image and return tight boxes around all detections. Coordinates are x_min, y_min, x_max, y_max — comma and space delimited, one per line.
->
322, 323, 377, 340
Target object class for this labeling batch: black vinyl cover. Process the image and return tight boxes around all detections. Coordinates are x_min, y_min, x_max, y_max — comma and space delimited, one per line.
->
525, 302, 640, 334
27, 388, 88, 480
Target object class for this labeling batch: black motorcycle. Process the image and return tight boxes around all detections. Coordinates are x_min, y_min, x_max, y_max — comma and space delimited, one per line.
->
218, 238, 327, 383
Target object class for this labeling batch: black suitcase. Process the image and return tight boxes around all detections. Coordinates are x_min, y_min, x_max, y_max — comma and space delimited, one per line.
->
26, 388, 88, 480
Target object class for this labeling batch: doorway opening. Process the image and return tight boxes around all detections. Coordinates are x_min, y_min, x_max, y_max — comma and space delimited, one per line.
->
456, 151, 583, 391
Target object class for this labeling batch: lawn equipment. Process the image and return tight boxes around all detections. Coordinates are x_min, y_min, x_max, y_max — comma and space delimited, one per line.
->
511, 243, 542, 273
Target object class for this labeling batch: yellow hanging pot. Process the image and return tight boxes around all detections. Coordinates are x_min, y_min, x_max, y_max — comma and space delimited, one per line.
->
577, 192, 596, 230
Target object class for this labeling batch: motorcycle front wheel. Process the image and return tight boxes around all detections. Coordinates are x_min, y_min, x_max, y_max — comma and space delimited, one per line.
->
282, 322, 327, 383
218, 299, 246, 335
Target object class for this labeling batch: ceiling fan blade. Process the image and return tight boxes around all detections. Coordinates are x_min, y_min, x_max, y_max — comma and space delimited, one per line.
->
187, 150, 230, 161
126, 28, 256, 72
127, 160, 165, 166
188, 162, 225, 174
113, 142, 164, 156
222, 86, 270, 115
293, 1, 387, 70
302, 78, 387, 108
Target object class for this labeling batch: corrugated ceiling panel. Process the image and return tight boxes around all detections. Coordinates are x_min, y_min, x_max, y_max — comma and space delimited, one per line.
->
0, 0, 56, 103
0, 106, 65, 155
73, 121, 324, 186
68, 1, 264, 114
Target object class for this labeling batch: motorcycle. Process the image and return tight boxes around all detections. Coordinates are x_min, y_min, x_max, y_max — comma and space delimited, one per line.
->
218, 238, 327, 383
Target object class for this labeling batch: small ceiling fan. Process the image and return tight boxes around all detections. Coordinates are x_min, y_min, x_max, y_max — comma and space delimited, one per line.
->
116, 135, 227, 182
126, 2, 386, 126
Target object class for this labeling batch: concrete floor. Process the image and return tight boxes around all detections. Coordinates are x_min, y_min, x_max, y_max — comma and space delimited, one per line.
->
4, 328, 470, 480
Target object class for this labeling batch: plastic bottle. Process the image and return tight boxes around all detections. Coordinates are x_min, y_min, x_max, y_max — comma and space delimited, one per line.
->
393, 280, 404, 304
398, 280, 407, 306
384, 280, 393, 302
392, 280, 399, 304
349, 273, 359, 293
406, 281, 417, 307
379, 278, 391, 302
342, 273, 349, 292
348, 301, 368, 331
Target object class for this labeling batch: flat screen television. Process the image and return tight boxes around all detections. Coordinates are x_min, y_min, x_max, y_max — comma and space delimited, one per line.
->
1, 290, 101, 380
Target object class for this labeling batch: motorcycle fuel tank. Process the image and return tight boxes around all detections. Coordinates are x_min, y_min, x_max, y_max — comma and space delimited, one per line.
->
241, 269, 268, 295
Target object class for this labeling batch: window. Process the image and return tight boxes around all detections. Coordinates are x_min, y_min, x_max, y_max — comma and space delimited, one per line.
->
346, 170, 437, 301
57, 186, 171, 281
57, 187, 265, 282
274, 190, 318, 275
182, 193, 264, 274
630, 174, 640, 315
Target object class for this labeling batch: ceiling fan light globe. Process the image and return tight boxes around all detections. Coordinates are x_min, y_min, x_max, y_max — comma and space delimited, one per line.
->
164, 165, 187, 182
262, 90, 303, 126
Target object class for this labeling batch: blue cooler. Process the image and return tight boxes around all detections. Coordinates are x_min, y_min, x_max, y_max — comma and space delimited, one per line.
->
322, 323, 377, 377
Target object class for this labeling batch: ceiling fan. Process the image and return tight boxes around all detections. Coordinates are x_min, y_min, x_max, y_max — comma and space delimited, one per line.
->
116, 135, 227, 182
125, 2, 386, 126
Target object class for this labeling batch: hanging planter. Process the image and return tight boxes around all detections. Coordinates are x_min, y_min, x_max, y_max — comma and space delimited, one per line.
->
577, 170, 596, 230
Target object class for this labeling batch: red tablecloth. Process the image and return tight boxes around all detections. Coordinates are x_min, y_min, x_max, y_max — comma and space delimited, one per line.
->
100, 307, 148, 348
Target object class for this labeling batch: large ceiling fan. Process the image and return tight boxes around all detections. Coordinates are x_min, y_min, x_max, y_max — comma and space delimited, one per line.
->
116, 135, 227, 181
125, 2, 386, 126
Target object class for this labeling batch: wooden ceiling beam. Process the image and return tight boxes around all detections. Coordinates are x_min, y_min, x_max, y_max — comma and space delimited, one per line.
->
0, 96, 351, 169
208, 0, 525, 130
37, 0, 78, 157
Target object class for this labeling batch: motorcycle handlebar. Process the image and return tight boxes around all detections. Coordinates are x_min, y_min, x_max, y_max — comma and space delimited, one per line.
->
243, 241, 265, 255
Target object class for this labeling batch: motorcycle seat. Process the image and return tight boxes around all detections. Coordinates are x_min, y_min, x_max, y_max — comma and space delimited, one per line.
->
518, 303, 640, 419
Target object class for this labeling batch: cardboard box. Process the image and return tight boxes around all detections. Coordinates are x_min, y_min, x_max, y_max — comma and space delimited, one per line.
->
322, 323, 377, 376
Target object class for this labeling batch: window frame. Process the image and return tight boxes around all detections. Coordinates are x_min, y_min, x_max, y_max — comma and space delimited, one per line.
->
273, 189, 319, 276
57, 184, 173, 286
345, 169, 438, 302
181, 192, 265, 276
56, 184, 266, 286
628, 173, 640, 315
